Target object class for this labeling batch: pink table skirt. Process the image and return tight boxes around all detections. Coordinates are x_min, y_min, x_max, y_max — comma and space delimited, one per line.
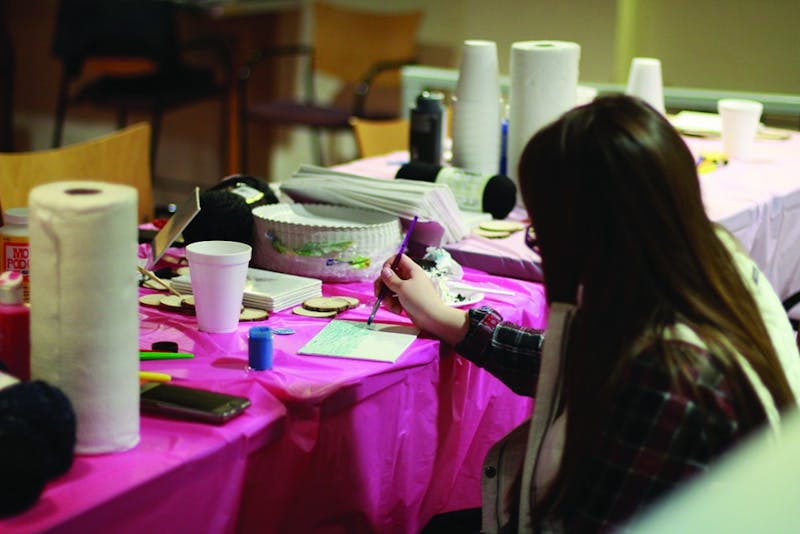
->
2, 266, 547, 534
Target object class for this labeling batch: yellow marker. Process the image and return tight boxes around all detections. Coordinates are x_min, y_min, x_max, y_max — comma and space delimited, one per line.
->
139, 371, 172, 383
696, 151, 728, 174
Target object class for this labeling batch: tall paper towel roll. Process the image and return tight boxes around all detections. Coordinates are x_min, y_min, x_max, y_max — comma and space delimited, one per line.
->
508, 41, 581, 189
29, 181, 140, 454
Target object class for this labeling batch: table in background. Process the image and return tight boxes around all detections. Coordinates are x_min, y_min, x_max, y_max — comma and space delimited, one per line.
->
176, 0, 302, 174
336, 131, 800, 302
689, 133, 800, 301
1, 267, 547, 533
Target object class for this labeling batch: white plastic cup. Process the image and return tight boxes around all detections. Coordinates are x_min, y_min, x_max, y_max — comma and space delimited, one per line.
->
186, 240, 252, 333
455, 40, 500, 103
625, 57, 665, 114
717, 98, 763, 161
451, 40, 501, 175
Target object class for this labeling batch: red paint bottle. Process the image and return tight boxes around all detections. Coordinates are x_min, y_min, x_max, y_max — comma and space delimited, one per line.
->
0, 270, 30, 380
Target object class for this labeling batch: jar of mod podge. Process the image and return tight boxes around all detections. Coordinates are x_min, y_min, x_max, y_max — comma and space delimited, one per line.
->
0, 270, 30, 380
0, 208, 30, 302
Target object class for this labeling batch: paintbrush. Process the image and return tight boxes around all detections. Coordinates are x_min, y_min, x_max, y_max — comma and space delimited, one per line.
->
367, 215, 418, 326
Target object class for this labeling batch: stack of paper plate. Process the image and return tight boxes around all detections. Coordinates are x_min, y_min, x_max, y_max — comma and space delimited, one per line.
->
252, 203, 402, 282
170, 267, 322, 313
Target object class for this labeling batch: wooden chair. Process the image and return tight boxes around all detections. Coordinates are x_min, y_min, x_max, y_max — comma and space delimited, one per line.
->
238, 1, 422, 169
0, 123, 154, 223
349, 117, 410, 158
51, 0, 230, 178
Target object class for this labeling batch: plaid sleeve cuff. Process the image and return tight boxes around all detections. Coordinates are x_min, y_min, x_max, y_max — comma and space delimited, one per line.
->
455, 306, 502, 363
455, 306, 545, 395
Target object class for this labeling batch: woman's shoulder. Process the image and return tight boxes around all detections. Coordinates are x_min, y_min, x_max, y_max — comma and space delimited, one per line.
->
621, 339, 744, 429
597, 340, 747, 481
715, 225, 800, 399
629, 336, 733, 388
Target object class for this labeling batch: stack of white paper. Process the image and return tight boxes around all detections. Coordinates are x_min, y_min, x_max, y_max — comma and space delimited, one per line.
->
280, 165, 470, 244
170, 267, 322, 312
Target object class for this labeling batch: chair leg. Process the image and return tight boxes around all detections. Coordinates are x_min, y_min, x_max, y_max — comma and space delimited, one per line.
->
150, 107, 163, 179
52, 69, 70, 148
311, 126, 324, 166
238, 83, 249, 174
219, 94, 229, 177
116, 106, 128, 130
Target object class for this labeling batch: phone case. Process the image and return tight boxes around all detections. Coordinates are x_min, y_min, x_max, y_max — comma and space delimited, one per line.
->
140, 383, 250, 424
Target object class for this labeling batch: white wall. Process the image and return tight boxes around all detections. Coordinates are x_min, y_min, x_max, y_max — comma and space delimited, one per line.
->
328, 0, 799, 93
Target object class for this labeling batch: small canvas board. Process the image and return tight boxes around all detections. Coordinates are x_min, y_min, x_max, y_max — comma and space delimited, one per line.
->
147, 187, 201, 269
170, 267, 321, 312
298, 320, 419, 363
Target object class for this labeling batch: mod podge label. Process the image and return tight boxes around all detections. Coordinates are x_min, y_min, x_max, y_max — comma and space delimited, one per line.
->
1, 237, 29, 301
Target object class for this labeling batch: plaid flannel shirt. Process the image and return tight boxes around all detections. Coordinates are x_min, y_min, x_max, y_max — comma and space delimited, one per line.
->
455, 306, 751, 532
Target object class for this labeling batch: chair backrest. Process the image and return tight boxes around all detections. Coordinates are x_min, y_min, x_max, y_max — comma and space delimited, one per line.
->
52, 0, 180, 76
349, 117, 409, 158
0, 123, 154, 223
313, 2, 422, 87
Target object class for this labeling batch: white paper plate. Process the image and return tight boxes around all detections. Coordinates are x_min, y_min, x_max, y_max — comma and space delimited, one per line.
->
253, 203, 398, 231
445, 291, 484, 307
252, 203, 402, 282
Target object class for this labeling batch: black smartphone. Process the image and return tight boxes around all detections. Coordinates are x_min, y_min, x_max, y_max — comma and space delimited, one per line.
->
140, 382, 251, 424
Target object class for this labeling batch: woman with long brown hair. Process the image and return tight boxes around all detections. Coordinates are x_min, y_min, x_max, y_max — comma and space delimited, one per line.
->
376, 95, 800, 532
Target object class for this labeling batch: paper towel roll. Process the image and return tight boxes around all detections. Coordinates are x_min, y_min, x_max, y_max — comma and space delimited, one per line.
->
508, 41, 581, 190
29, 181, 140, 454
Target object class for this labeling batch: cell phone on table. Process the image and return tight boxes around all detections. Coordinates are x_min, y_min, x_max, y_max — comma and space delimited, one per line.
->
140, 382, 250, 424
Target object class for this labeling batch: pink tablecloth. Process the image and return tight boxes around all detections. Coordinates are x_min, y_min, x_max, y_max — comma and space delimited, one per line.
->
1, 267, 547, 534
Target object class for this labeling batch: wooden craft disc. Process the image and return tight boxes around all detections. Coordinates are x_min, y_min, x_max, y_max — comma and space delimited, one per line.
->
473, 227, 511, 239
159, 295, 184, 309
479, 220, 525, 233
292, 306, 337, 318
337, 296, 360, 309
302, 297, 351, 313
180, 295, 195, 308
139, 293, 165, 307
176, 266, 191, 277
240, 307, 269, 321
142, 279, 168, 291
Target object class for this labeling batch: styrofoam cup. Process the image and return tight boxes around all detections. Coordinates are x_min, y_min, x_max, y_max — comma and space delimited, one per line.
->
718, 98, 763, 161
186, 240, 252, 333
455, 40, 500, 103
625, 57, 665, 114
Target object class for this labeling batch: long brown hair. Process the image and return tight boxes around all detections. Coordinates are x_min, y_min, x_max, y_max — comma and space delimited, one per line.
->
517, 95, 794, 512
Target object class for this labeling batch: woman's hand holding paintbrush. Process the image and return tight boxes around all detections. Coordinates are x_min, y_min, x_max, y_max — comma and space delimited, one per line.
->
370, 225, 470, 345
367, 216, 417, 326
